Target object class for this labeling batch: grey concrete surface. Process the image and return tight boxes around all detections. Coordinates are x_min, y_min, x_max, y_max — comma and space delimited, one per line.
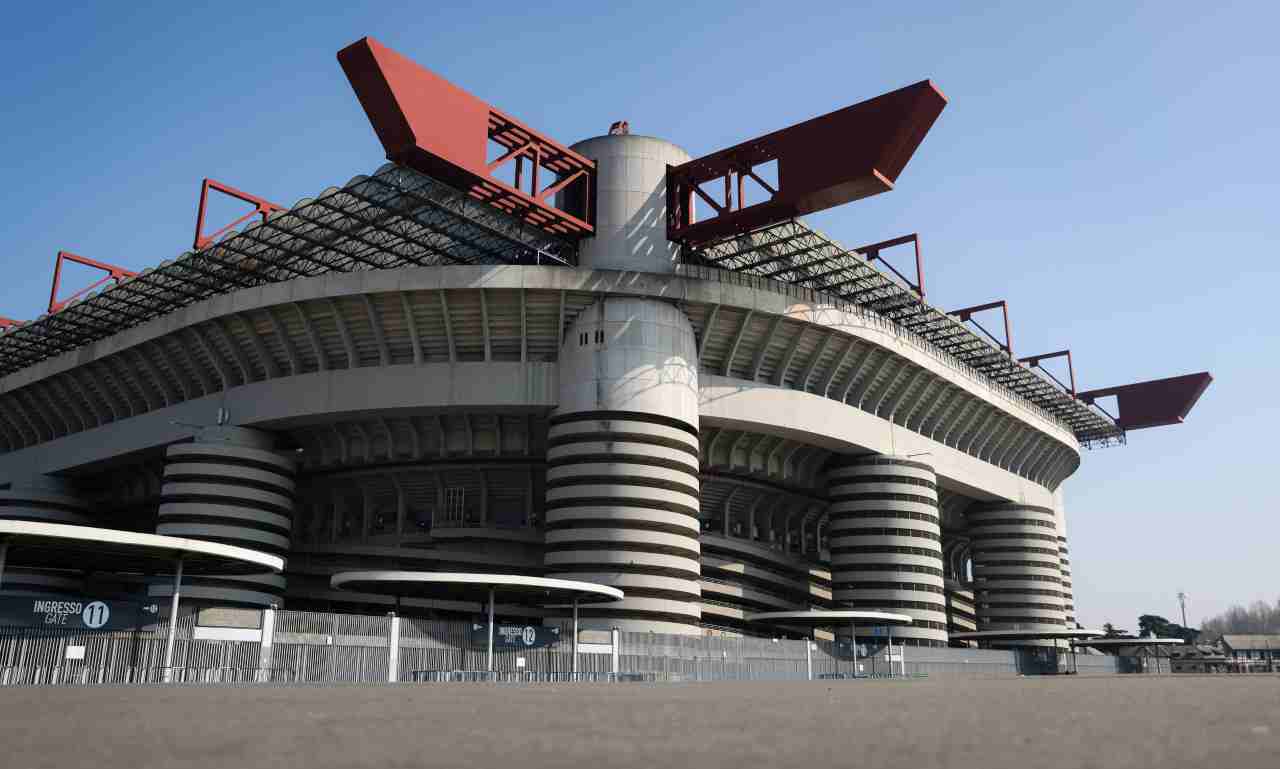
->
3, 676, 1278, 769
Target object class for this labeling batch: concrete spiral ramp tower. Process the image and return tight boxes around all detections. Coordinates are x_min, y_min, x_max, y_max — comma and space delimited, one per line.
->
0, 478, 93, 596
968, 503, 1066, 644
151, 426, 296, 607
544, 298, 702, 634
826, 456, 949, 646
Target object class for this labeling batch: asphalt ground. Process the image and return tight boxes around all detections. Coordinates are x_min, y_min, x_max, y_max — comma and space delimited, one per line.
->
3, 675, 1279, 769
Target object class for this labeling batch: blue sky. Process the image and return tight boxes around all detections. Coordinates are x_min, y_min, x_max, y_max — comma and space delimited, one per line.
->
1, 2, 1275, 630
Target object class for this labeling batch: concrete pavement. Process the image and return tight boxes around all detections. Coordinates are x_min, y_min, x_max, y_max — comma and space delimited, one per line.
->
3, 676, 1278, 769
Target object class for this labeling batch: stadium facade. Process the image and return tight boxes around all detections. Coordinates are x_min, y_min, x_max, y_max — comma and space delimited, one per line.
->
0, 37, 1210, 648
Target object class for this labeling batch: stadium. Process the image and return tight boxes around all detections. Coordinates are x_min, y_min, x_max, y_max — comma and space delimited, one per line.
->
0, 37, 1211, 674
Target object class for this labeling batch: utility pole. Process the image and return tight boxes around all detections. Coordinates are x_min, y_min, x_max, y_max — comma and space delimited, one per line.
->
1177, 592, 1189, 629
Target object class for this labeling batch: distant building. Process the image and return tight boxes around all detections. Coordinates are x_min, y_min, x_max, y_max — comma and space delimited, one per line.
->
1217, 634, 1280, 672
1168, 644, 1230, 674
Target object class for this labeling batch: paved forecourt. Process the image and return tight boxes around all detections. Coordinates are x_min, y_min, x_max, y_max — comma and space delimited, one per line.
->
3, 676, 1279, 769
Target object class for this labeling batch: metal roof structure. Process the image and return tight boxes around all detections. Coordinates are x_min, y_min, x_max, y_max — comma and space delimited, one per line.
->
0, 160, 1128, 449
0, 163, 572, 378
684, 219, 1125, 447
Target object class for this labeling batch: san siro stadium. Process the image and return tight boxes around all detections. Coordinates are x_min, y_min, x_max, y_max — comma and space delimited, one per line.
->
0, 37, 1211, 654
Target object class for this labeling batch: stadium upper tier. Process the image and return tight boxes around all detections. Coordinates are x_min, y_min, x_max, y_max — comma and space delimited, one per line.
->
0, 163, 1118, 452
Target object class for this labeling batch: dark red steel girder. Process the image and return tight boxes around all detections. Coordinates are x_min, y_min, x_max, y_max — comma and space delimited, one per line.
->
857, 233, 924, 297
338, 37, 596, 238
194, 178, 285, 250
1020, 349, 1076, 398
48, 251, 137, 314
666, 80, 947, 246
951, 299, 1012, 356
1078, 372, 1213, 431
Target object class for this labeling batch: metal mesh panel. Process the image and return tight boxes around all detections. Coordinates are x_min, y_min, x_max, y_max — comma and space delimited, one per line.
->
273, 610, 391, 683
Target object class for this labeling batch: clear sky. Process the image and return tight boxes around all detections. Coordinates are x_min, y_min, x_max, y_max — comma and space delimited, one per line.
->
1, 2, 1275, 630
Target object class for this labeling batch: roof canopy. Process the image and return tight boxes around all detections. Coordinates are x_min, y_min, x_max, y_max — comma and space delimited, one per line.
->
330, 571, 624, 605
950, 628, 1106, 642
745, 610, 914, 627
0, 520, 283, 576
1073, 637, 1187, 648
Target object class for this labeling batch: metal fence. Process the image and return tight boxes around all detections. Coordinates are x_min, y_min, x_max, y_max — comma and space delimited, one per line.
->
0, 607, 1116, 687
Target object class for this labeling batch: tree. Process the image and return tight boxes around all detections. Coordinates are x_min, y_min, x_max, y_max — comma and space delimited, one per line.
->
1102, 623, 1127, 638
1199, 597, 1280, 638
1138, 614, 1199, 642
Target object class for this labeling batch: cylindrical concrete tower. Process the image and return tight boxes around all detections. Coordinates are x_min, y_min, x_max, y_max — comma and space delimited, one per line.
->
968, 503, 1066, 643
0, 477, 93, 596
0, 477, 92, 525
543, 297, 702, 634
152, 426, 295, 607
1054, 492, 1075, 628
826, 456, 949, 646
562, 134, 691, 274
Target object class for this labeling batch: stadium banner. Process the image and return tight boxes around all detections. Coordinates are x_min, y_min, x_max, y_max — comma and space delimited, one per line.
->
470, 623, 562, 649
0, 597, 157, 631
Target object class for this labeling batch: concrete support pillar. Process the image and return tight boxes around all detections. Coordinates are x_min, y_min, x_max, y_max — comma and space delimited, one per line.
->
543, 298, 702, 635
826, 456, 949, 647
256, 606, 276, 682
968, 503, 1067, 646
611, 627, 621, 675
152, 426, 296, 608
388, 613, 401, 683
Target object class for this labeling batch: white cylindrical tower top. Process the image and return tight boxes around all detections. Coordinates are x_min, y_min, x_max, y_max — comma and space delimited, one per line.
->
557, 297, 699, 428
563, 133, 690, 274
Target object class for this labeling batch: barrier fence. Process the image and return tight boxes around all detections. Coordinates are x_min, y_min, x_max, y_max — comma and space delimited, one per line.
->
0, 607, 1117, 687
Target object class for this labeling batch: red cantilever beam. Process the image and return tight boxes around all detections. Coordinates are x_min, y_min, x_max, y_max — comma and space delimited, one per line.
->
1019, 349, 1076, 397
858, 233, 925, 298
951, 300, 1012, 356
1078, 372, 1213, 431
667, 80, 947, 245
194, 178, 285, 250
337, 36, 596, 238
48, 251, 137, 314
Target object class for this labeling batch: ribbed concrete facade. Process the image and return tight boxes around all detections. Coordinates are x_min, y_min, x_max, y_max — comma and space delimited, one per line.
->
826, 457, 948, 646
0, 481, 91, 525
968, 504, 1066, 643
1054, 498, 1076, 627
152, 427, 295, 607
543, 298, 703, 633
0, 480, 93, 597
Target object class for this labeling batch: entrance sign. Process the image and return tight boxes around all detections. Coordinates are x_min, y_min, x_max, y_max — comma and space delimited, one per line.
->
0, 597, 156, 631
470, 623, 561, 649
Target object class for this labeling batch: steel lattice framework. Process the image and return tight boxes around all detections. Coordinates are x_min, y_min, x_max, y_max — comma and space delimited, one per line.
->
0, 163, 573, 377
685, 219, 1125, 447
